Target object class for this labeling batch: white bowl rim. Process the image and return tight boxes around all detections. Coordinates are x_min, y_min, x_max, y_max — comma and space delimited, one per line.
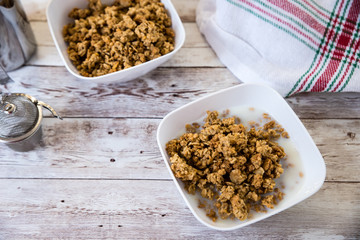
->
157, 83, 326, 231
46, 0, 186, 81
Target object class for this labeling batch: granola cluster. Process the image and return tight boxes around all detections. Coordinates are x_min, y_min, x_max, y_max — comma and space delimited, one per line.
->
166, 110, 288, 221
63, 0, 175, 77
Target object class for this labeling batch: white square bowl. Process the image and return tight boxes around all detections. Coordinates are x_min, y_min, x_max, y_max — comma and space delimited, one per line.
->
46, 0, 185, 83
157, 83, 326, 230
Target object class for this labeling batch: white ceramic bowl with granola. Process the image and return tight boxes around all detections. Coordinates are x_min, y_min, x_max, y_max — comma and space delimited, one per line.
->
157, 83, 326, 230
47, 0, 185, 82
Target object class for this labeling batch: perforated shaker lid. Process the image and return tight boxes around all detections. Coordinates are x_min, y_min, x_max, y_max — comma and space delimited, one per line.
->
0, 93, 41, 142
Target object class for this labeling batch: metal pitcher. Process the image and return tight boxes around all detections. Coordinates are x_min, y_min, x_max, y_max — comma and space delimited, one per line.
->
0, 0, 36, 71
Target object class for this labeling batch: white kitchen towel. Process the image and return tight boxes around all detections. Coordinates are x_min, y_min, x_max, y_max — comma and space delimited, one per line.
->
196, 0, 360, 96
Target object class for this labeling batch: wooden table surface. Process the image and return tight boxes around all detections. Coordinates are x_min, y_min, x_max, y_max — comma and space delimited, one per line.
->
1, 0, 359, 239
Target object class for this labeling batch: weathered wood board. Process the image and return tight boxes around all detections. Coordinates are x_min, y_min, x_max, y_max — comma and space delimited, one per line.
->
0, 0, 358, 239
0, 180, 358, 239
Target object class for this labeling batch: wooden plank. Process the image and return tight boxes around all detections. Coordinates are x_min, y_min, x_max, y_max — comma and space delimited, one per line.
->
21, 0, 49, 21
304, 119, 360, 182
0, 180, 358, 239
27, 46, 222, 67
0, 118, 167, 180
163, 48, 221, 67
183, 22, 208, 48
30, 21, 208, 48
23, 0, 199, 22
0, 118, 359, 181
172, 0, 199, 22
6, 66, 360, 119
287, 92, 360, 119
30, 21, 54, 46
6, 66, 238, 119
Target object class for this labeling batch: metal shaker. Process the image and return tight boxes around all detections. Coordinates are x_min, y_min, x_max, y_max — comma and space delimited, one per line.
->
0, 93, 62, 152
0, 63, 62, 152
0, 0, 36, 71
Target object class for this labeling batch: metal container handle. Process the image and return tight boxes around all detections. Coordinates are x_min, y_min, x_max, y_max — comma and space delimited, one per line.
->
10, 93, 63, 120
0, 64, 13, 94
37, 100, 63, 120
0, 65, 62, 120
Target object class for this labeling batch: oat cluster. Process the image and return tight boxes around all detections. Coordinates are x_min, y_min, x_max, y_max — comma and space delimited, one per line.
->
63, 0, 175, 77
166, 111, 288, 221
